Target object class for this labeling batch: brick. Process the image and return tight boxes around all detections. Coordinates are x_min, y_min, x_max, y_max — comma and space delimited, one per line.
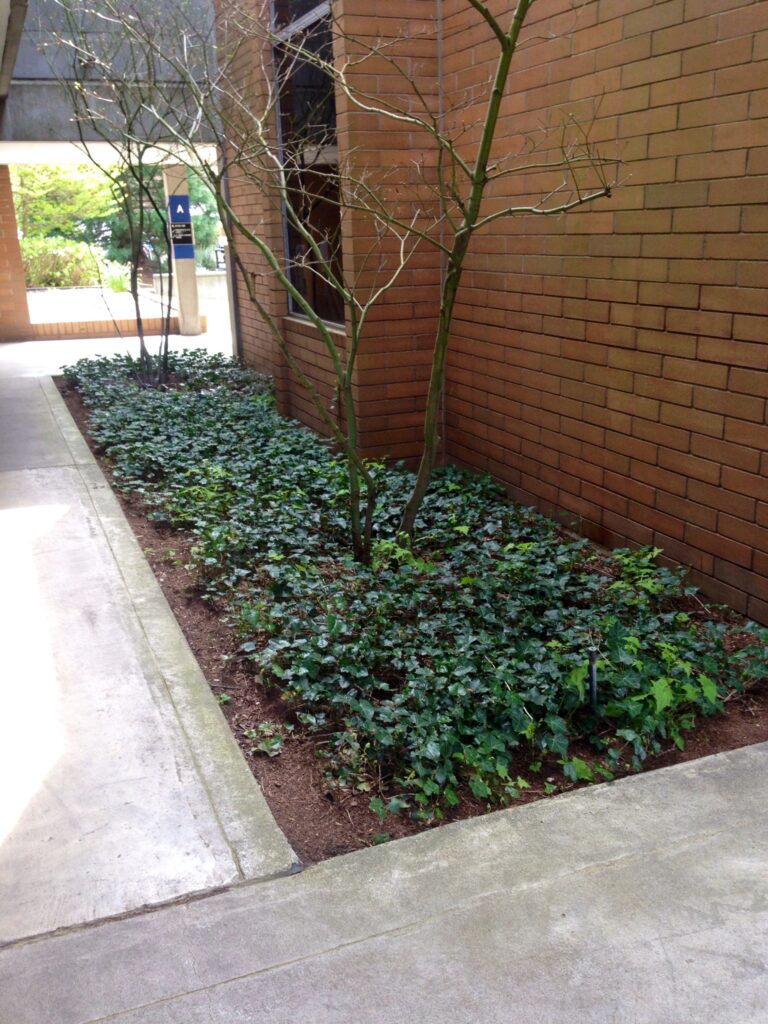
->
634, 499, 688, 540
718, 3, 768, 40
714, 560, 768, 604
672, 206, 741, 232
696, 384, 765, 422
644, 180, 709, 208
606, 430, 658, 464
641, 234, 704, 259
610, 348, 663, 376
639, 282, 700, 308
709, 179, 768, 207
624, 0, 683, 36
688, 479, 756, 521
651, 70, 713, 106
582, 441, 632, 474
607, 390, 660, 422
729, 367, 768, 399
618, 105, 678, 138
622, 50, 682, 89
716, 59, 768, 96
722, 467, 768, 504
657, 490, 717, 530
636, 374, 693, 405
741, 207, 768, 232
561, 380, 606, 406
719, 513, 768, 554
702, 286, 768, 317
661, 402, 724, 438
747, 595, 768, 624
667, 309, 732, 337
691, 434, 761, 473
682, 34, 752, 75
678, 93, 749, 128
634, 417, 690, 452
747, 147, 768, 175
638, 330, 697, 358
603, 469, 656, 507
597, 34, 652, 72
653, 14, 717, 55
714, 118, 768, 151
611, 303, 665, 330
699, 338, 768, 370
615, 210, 673, 234
725, 420, 768, 451
655, 533, 714, 574
632, 460, 687, 496
668, 260, 736, 285
737, 264, 768, 289
649, 126, 713, 158
584, 365, 634, 392
685, 524, 753, 568
659, 447, 721, 485
665, 356, 729, 388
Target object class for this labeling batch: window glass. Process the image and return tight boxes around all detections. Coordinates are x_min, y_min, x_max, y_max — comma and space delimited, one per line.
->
272, 0, 325, 30
274, 8, 343, 324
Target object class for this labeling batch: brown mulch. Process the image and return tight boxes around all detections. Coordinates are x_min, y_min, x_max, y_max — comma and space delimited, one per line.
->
56, 377, 768, 866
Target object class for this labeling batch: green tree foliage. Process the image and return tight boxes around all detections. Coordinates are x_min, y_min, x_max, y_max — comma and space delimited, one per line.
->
11, 164, 116, 241
12, 163, 221, 269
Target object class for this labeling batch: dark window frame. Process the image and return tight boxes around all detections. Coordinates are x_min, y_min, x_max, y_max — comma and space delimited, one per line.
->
273, 0, 344, 325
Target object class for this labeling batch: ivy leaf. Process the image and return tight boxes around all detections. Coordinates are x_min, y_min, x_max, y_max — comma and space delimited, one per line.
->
698, 673, 718, 705
563, 757, 594, 782
651, 677, 674, 713
565, 663, 588, 701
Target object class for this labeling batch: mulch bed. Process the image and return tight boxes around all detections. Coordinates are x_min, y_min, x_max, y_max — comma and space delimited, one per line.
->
57, 378, 768, 866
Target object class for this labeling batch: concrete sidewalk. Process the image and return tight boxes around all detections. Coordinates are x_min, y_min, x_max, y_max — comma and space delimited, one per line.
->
1, 337, 767, 1022
0, 335, 296, 947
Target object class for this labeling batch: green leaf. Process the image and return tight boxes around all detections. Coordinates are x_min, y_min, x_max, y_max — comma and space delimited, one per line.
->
564, 757, 594, 782
369, 796, 386, 821
698, 673, 718, 705
469, 776, 491, 799
651, 677, 674, 714
565, 663, 588, 701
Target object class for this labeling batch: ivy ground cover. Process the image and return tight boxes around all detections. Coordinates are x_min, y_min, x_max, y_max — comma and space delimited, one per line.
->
65, 351, 768, 821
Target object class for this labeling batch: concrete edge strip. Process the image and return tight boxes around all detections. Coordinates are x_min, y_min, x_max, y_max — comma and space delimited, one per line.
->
40, 375, 299, 880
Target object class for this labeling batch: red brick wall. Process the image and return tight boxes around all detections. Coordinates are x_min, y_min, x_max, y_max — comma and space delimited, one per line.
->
0, 166, 31, 341
230, 0, 768, 621
440, 0, 768, 621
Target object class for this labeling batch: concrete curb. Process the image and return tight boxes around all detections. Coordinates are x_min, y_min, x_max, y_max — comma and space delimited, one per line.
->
41, 376, 299, 881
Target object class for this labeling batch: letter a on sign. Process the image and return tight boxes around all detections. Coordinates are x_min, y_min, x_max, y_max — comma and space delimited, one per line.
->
176, 203, 185, 214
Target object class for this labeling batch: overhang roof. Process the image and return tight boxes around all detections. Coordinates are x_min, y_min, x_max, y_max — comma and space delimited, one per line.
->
0, 1, 27, 105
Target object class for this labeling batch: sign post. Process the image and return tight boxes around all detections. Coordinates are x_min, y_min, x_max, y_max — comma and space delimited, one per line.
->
162, 166, 201, 335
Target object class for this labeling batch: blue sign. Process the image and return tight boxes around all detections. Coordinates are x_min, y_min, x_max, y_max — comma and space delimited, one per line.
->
168, 193, 194, 259
169, 194, 191, 222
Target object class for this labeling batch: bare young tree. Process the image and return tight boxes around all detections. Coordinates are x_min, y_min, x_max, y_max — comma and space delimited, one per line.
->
42, 0, 196, 385
50, 0, 618, 557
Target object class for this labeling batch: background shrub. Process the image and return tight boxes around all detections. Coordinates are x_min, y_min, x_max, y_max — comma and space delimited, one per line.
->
21, 237, 106, 288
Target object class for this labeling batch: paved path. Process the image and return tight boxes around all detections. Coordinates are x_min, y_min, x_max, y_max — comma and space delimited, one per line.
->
1, 336, 767, 1022
0, 334, 295, 947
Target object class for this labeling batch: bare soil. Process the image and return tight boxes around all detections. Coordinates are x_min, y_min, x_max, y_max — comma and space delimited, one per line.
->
57, 378, 768, 866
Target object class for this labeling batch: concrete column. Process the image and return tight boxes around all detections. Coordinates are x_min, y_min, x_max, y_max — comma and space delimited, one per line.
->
0, 166, 32, 342
162, 164, 201, 336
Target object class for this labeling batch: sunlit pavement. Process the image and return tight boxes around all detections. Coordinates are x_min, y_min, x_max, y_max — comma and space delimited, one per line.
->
0, 331, 294, 948
0, 335, 767, 1023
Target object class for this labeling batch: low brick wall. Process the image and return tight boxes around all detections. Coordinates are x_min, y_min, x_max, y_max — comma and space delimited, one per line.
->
0, 316, 206, 342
